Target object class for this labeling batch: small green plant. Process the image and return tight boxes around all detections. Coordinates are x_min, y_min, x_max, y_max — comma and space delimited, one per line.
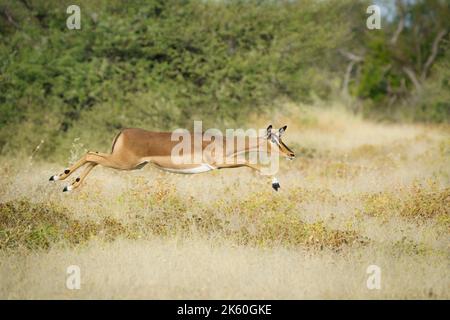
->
361, 182, 449, 225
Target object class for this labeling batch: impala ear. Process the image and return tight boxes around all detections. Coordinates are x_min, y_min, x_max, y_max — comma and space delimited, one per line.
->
279, 125, 287, 137
266, 125, 273, 138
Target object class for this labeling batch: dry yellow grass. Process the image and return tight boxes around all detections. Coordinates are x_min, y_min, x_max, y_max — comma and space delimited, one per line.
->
1, 239, 448, 299
0, 104, 449, 299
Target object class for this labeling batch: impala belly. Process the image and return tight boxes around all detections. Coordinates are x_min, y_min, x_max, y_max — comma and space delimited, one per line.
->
156, 163, 216, 174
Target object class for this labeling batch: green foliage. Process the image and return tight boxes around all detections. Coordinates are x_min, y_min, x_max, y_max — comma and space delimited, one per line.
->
361, 182, 449, 225
0, 188, 363, 251
0, 0, 448, 160
0, 0, 350, 159
349, 0, 450, 121
411, 52, 450, 123
0, 199, 130, 250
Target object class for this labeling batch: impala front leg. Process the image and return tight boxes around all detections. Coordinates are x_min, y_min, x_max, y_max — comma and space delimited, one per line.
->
244, 163, 281, 192
271, 177, 280, 191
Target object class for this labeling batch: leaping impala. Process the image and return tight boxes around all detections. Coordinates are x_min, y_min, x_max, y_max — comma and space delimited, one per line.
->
49, 125, 295, 192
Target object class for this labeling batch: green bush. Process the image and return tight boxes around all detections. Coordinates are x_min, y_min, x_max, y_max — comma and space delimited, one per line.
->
0, 0, 351, 160
1, 0, 447, 160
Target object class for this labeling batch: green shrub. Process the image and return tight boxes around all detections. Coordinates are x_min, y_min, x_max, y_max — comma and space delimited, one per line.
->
0, 0, 350, 160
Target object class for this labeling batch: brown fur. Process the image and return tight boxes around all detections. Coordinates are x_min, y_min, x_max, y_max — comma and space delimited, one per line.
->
50, 127, 295, 191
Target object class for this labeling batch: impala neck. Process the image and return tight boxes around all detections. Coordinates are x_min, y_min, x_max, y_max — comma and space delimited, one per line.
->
225, 136, 267, 159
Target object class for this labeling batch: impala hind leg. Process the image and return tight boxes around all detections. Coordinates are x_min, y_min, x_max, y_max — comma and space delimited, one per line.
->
63, 163, 97, 192
49, 151, 113, 182
61, 152, 133, 192
49, 154, 90, 181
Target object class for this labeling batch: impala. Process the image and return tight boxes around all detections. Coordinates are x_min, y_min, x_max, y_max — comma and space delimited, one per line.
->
49, 125, 295, 192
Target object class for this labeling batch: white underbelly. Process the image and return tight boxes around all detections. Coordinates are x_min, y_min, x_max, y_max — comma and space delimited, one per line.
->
159, 163, 216, 174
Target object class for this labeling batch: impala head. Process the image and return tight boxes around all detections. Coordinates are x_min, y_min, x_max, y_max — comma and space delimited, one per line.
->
265, 125, 295, 160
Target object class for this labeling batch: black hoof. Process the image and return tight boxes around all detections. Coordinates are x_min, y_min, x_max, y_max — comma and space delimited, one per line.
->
62, 186, 68, 192
49, 176, 55, 181
272, 183, 280, 191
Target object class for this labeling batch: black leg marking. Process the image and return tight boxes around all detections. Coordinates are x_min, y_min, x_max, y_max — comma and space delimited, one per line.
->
272, 182, 280, 191
134, 161, 149, 170
64, 169, 70, 174
76, 177, 80, 182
